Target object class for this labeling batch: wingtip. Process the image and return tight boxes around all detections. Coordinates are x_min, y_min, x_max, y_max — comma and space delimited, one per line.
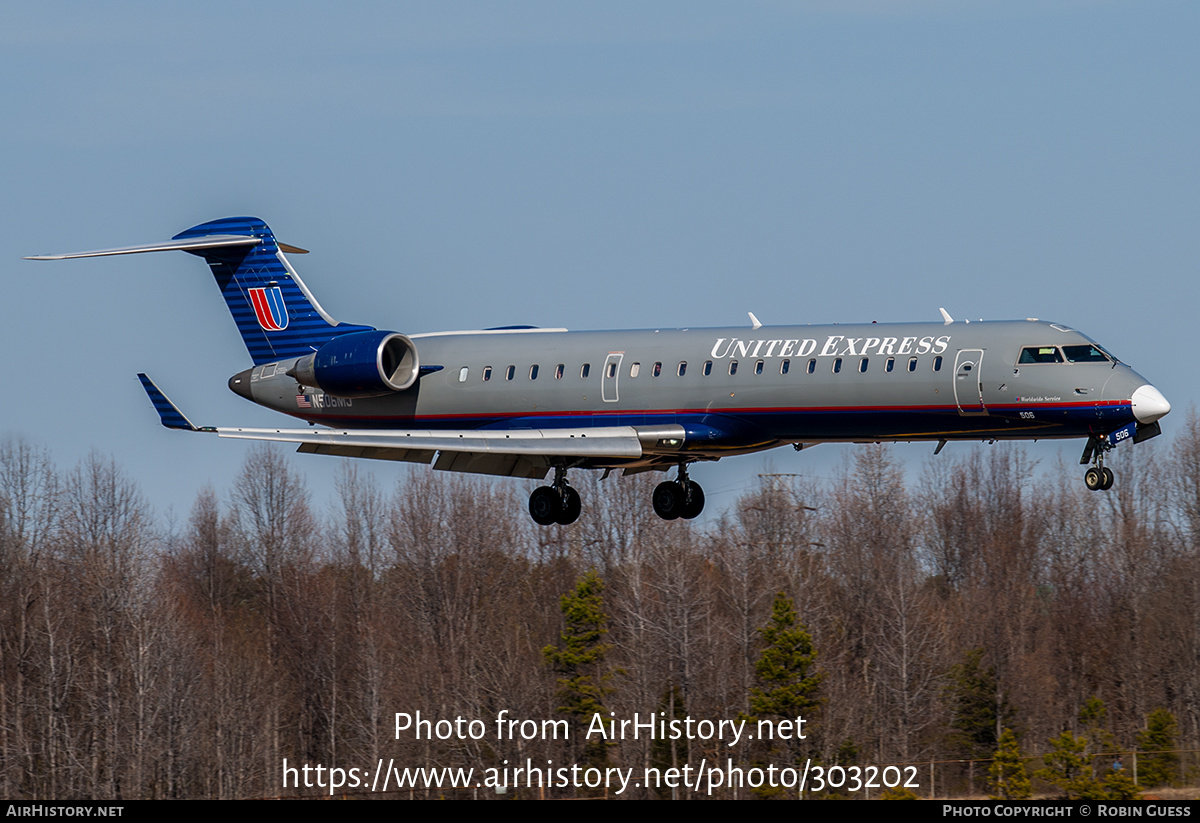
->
138, 373, 200, 432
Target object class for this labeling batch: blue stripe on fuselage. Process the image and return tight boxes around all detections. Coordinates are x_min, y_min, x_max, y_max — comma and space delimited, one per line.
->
281, 400, 1134, 445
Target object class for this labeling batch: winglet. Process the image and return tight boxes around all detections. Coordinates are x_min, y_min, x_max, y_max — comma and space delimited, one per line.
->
137, 374, 204, 432
939, 307, 954, 325
748, 312, 763, 330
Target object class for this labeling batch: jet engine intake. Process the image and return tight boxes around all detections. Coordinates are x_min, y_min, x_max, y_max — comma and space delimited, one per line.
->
290, 330, 418, 397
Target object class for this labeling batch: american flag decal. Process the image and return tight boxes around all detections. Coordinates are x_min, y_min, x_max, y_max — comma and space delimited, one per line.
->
248, 286, 289, 331
296, 394, 311, 409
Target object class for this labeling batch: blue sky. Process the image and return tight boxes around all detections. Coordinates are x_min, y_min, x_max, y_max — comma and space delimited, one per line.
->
2, 1, 1197, 519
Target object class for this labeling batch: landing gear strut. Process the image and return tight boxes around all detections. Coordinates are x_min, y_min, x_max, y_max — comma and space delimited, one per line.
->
1081, 436, 1115, 492
529, 467, 582, 526
653, 464, 705, 521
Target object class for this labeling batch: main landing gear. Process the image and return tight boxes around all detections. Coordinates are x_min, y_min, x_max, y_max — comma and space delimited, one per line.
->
529, 467, 581, 526
528, 464, 708, 525
653, 464, 705, 521
1081, 436, 1115, 492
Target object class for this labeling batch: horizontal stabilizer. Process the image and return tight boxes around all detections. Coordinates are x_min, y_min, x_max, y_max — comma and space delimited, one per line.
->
28, 217, 359, 365
137, 374, 203, 432
26, 235, 260, 261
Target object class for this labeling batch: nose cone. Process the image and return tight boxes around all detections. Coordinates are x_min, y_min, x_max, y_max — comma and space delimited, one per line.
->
1132, 384, 1171, 423
228, 368, 254, 401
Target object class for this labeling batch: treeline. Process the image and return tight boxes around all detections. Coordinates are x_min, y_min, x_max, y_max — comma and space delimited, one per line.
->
1, 420, 1198, 799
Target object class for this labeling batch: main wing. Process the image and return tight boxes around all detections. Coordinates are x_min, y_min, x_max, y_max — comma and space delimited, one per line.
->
139, 374, 663, 479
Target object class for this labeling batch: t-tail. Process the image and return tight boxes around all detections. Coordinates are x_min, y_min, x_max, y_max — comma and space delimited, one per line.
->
27, 216, 374, 365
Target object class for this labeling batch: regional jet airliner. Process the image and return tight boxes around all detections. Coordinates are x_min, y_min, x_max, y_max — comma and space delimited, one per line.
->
29, 217, 1170, 525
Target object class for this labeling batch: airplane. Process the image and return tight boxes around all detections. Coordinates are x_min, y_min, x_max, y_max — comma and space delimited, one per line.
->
28, 216, 1171, 525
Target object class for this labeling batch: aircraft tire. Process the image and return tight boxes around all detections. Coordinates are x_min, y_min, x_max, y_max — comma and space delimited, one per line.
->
1100, 467, 1115, 491
558, 486, 582, 525
529, 486, 561, 526
681, 481, 705, 520
1085, 467, 1103, 491
653, 481, 685, 520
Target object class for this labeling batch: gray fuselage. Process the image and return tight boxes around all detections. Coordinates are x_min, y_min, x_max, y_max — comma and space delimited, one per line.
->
234, 318, 1162, 470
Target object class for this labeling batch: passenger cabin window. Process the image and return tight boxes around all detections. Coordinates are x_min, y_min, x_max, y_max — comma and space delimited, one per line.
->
781, 359, 790, 375
807, 359, 816, 374
555, 364, 565, 379
703, 361, 713, 376
755, 360, 764, 375
859, 357, 869, 373
933, 356, 943, 372
729, 360, 739, 376
1019, 346, 1064, 364
1063, 345, 1110, 363
505, 365, 515, 381
630, 362, 641, 378
581, 363, 591, 379
833, 358, 842, 374
908, 357, 917, 372
458, 367, 469, 382
886, 357, 895, 373
483, 366, 492, 382
606, 362, 617, 379
678, 362, 687, 377
529, 365, 539, 380
653, 362, 662, 377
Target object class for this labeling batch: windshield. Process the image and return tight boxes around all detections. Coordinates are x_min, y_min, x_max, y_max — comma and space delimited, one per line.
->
1062, 344, 1111, 363
1018, 346, 1063, 364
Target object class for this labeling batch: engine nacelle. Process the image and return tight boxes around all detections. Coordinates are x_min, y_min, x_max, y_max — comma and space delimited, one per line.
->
290, 330, 419, 398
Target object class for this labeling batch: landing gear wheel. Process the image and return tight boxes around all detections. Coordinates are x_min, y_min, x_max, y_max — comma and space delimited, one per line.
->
1100, 467, 1114, 491
1081, 436, 1116, 492
681, 481, 705, 520
529, 486, 561, 525
653, 481, 685, 520
558, 486, 582, 525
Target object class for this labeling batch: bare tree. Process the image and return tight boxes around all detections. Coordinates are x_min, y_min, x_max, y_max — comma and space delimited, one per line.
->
0, 439, 59, 797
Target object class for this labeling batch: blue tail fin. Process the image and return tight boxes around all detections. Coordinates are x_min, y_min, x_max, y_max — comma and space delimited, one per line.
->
27, 216, 375, 365
172, 217, 374, 365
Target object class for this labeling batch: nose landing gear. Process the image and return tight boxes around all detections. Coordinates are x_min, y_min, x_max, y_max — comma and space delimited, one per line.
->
652, 464, 705, 521
529, 467, 582, 526
1081, 436, 1115, 491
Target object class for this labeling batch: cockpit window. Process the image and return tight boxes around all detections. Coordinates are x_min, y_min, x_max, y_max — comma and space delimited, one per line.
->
1062, 344, 1111, 363
1018, 346, 1063, 364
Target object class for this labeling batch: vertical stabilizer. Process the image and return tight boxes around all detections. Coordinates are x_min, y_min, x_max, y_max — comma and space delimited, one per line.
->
172, 217, 374, 364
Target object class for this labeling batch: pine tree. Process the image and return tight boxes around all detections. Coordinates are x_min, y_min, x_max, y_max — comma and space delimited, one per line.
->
989, 728, 1031, 800
1136, 708, 1179, 788
1101, 768, 1141, 801
1079, 697, 1115, 773
543, 569, 615, 771
745, 592, 822, 797
749, 592, 822, 723
945, 647, 1014, 759
1036, 730, 1102, 800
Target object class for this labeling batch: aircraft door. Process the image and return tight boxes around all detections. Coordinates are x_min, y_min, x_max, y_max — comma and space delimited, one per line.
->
953, 349, 987, 415
602, 352, 623, 403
